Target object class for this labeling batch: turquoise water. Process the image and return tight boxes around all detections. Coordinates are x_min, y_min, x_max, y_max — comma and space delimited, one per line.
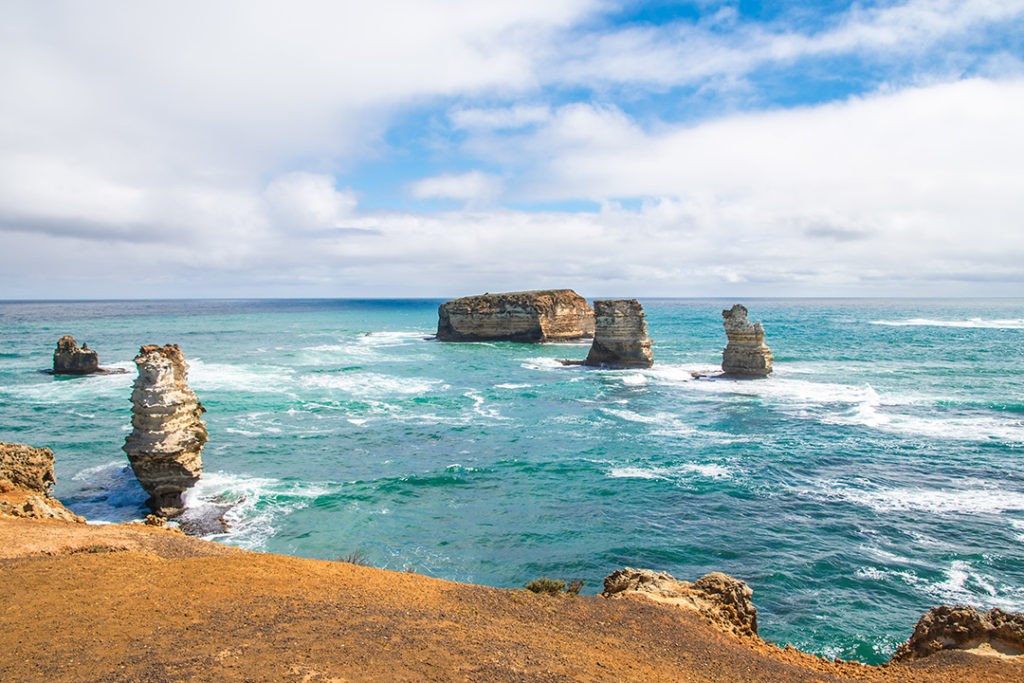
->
1, 298, 1023, 663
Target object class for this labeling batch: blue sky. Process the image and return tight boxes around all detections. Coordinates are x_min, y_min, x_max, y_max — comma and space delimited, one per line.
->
1, 0, 1023, 298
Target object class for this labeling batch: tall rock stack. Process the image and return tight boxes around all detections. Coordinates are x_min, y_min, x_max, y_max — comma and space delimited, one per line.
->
583, 300, 654, 368
52, 335, 100, 375
437, 289, 594, 342
721, 304, 773, 377
123, 344, 207, 517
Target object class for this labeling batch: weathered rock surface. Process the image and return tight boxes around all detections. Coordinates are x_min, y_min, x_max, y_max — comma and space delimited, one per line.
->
52, 335, 100, 375
893, 605, 1024, 661
721, 304, 773, 377
603, 567, 757, 638
0, 442, 84, 523
583, 299, 653, 368
437, 290, 594, 342
123, 344, 207, 517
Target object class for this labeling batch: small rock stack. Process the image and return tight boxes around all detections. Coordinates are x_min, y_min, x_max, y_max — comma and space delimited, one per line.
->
583, 299, 653, 368
122, 344, 207, 517
721, 304, 773, 377
52, 335, 100, 375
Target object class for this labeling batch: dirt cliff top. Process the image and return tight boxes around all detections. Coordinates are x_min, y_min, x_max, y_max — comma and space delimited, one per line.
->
1, 517, 1021, 682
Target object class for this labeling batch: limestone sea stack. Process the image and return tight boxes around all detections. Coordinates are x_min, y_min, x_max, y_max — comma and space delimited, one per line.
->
52, 335, 100, 375
437, 289, 594, 342
721, 304, 773, 377
582, 299, 653, 368
123, 344, 207, 517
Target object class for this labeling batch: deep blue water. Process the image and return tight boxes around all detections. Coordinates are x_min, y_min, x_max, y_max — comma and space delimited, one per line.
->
1, 298, 1022, 663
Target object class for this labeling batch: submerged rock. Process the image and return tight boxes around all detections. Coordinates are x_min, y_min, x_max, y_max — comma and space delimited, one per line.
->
0, 442, 84, 523
721, 304, 773, 377
583, 299, 653, 368
893, 605, 1024, 661
436, 289, 594, 342
602, 567, 757, 638
52, 335, 100, 375
123, 344, 207, 517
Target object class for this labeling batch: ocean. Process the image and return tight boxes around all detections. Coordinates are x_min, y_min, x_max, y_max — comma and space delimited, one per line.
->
1, 298, 1022, 663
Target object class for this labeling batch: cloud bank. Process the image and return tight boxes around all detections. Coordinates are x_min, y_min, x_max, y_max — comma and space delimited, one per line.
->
1, 0, 1022, 297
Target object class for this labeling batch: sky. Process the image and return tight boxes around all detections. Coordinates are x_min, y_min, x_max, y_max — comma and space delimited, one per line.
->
1, 0, 1023, 299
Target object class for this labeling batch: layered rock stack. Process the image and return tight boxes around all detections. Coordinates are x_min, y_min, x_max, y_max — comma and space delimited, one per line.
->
0, 442, 84, 522
437, 289, 594, 342
123, 344, 207, 517
52, 335, 100, 375
721, 304, 773, 377
583, 299, 653, 368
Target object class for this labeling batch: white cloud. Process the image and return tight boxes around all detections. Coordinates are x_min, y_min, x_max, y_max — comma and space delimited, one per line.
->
264, 172, 358, 232
450, 105, 552, 131
409, 171, 503, 206
0, 1, 1022, 297
552, 0, 1024, 88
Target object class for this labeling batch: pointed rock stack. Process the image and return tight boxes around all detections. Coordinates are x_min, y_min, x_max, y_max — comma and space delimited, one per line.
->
123, 344, 207, 517
52, 335, 100, 375
583, 299, 653, 368
721, 304, 773, 377
437, 289, 594, 342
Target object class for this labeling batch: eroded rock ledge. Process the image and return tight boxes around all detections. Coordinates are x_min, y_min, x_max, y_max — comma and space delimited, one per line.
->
123, 344, 207, 517
437, 289, 595, 342
0, 442, 83, 523
893, 605, 1024, 660
722, 304, 773, 377
583, 299, 654, 368
602, 567, 757, 638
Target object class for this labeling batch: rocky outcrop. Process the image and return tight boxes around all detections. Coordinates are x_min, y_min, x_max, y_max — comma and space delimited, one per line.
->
583, 299, 653, 368
602, 568, 757, 638
893, 606, 1024, 661
123, 344, 207, 517
52, 335, 100, 375
437, 290, 594, 342
721, 304, 773, 377
0, 442, 84, 523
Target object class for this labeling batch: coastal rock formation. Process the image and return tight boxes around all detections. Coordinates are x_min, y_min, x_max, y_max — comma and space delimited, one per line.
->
583, 299, 653, 368
893, 605, 1024, 661
52, 335, 100, 375
721, 304, 773, 377
123, 344, 207, 517
0, 442, 84, 523
602, 567, 757, 638
437, 290, 594, 342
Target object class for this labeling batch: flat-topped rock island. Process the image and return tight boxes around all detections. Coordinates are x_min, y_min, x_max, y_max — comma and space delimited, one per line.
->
437, 289, 595, 342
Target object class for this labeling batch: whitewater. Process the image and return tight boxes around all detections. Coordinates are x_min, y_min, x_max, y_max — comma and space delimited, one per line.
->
1, 297, 1022, 664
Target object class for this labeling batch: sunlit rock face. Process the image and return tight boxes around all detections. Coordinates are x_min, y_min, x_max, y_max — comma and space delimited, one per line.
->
583, 299, 653, 369
437, 290, 594, 342
602, 567, 758, 639
893, 605, 1024, 661
721, 304, 773, 377
0, 442, 84, 523
123, 344, 207, 517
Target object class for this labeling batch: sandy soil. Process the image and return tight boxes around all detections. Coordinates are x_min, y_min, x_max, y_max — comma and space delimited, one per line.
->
1, 517, 1021, 682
